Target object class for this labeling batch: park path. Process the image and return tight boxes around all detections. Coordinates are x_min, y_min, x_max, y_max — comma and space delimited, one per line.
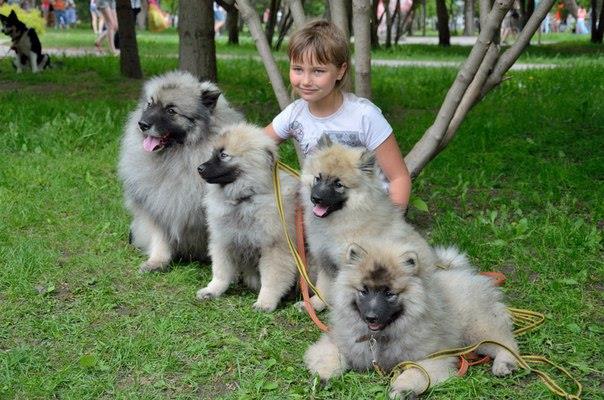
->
0, 37, 557, 71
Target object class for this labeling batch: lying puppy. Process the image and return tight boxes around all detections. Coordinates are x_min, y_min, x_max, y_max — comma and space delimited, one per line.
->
1, 10, 50, 73
305, 241, 519, 398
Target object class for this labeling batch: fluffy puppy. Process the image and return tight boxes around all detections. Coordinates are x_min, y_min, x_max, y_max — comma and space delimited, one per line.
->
300, 137, 436, 311
118, 70, 243, 272
196, 123, 299, 312
304, 241, 519, 398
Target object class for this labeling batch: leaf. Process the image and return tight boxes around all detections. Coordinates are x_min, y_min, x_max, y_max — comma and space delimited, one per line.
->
263, 381, 278, 391
264, 358, 277, 368
410, 197, 429, 212
566, 323, 581, 334
79, 354, 97, 368
559, 278, 578, 286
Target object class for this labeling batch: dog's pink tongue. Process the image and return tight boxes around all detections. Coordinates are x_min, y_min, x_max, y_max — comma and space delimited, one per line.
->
313, 204, 329, 217
143, 136, 161, 152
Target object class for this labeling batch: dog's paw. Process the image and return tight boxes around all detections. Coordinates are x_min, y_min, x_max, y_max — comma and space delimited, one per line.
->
492, 357, 517, 376
294, 298, 326, 313
196, 287, 219, 301
138, 260, 169, 273
252, 300, 277, 313
389, 389, 418, 400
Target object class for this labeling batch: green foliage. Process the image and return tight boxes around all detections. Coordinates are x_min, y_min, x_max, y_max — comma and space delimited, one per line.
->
0, 4, 46, 35
0, 42, 602, 399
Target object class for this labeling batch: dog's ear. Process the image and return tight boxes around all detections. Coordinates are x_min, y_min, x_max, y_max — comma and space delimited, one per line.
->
200, 89, 221, 112
8, 10, 17, 19
399, 251, 418, 274
346, 243, 368, 264
315, 134, 333, 150
359, 150, 376, 175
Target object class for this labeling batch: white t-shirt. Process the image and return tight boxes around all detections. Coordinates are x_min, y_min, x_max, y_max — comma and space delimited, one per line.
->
272, 92, 393, 156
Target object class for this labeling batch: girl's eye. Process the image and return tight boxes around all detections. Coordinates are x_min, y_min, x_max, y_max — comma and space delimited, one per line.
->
167, 108, 176, 115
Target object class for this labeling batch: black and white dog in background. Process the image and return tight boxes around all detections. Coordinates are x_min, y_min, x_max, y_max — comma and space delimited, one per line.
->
0, 10, 50, 73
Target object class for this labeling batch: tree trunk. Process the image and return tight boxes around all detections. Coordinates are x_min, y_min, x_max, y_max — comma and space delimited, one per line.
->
265, 0, 280, 47
178, 0, 216, 82
385, 0, 395, 48
330, 0, 350, 38
435, 0, 451, 46
116, 0, 142, 79
464, 0, 474, 34
479, 0, 492, 32
226, 7, 239, 44
275, 10, 294, 50
216, 0, 239, 44
370, 0, 380, 48
353, 0, 372, 98
591, 0, 604, 43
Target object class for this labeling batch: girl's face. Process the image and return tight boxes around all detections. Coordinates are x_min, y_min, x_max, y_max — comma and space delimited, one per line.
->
289, 56, 347, 104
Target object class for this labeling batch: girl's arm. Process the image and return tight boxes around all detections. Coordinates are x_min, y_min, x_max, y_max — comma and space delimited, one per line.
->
375, 134, 412, 210
264, 123, 285, 144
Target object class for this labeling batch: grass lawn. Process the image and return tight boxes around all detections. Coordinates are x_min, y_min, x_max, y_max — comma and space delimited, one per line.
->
0, 47, 602, 399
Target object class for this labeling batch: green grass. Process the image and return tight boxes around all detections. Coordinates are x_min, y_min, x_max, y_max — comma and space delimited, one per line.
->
0, 50, 603, 399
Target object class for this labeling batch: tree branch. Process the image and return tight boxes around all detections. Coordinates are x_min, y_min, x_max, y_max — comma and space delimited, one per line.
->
405, 0, 513, 178
481, 0, 555, 96
284, 0, 306, 31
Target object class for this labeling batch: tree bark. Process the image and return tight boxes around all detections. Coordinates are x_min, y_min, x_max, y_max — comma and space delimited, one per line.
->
464, 0, 475, 35
284, 0, 306, 31
435, 0, 451, 46
370, 0, 380, 48
591, 0, 604, 43
226, 6, 240, 44
179, 0, 217, 82
330, 0, 350, 38
116, 0, 142, 79
562, 0, 579, 18
352, 0, 372, 99
265, 0, 280, 47
479, 0, 492, 32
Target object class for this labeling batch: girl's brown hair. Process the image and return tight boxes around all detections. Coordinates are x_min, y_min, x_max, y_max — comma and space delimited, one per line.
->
288, 20, 350, 90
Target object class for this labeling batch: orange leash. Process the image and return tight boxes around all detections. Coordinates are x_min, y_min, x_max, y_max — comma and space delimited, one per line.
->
295, 205, 329, 332
456, 270, 506, 376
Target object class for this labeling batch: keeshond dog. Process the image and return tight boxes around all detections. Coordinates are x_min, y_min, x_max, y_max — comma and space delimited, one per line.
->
196, 123, 299, 312
300, 137, 437, 311
304, 241, 519, 397
118, 71, 243, 273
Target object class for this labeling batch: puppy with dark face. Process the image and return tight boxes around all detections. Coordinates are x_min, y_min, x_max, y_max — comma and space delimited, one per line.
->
195, 123, 299, 312
299, 138, 436, 312
305, 241, 519, 398
118, 71, 243, 273
0, 10, 50, 73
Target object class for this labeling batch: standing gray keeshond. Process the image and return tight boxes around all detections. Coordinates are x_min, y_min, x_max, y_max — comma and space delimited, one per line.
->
299, 137, 437, 311
118, 70, 243, 273
196, 123, 299, 312
305, 241, 519, 398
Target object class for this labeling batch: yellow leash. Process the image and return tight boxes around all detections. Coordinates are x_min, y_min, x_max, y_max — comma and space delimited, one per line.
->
385, 311, 582, 399
272, 161, 328, 306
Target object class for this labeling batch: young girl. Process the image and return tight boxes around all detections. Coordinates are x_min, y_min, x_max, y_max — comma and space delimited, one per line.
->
265, 20, 411, 209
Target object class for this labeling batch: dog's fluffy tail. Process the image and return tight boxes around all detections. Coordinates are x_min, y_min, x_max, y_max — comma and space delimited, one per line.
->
434, 245, 472, 270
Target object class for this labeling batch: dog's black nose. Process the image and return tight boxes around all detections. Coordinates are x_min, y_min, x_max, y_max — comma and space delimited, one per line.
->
311, 195, 322, 205
138, 121, 151, 132
365, 314, 378, 324
197, 164, 206, 175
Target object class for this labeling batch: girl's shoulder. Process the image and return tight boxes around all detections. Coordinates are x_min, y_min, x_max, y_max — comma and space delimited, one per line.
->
342, 92, 384, 115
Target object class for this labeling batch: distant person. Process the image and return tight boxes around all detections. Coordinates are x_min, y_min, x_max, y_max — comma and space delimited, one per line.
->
90, 0, 103, 35
576, 6, 588, 34
41, 0, 51, 26
213, 2, 225, 35
94, 0, 118, 55
65, 0, 77, 28
52, 0, 67, 29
